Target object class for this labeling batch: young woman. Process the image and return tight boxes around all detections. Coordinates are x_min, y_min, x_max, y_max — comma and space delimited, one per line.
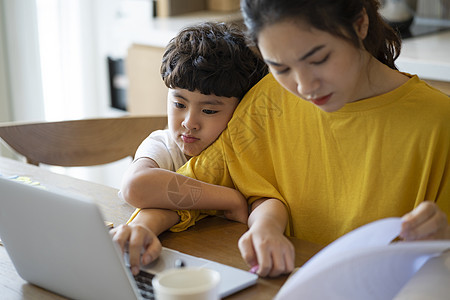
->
171, 0, 450, 277
121, 0, 450, 278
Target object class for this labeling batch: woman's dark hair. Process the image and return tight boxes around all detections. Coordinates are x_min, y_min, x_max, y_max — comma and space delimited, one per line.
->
241, 0, 401, 70
161, 22, 268, 100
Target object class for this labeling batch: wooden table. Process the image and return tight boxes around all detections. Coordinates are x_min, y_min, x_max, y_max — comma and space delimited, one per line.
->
0, 157, 323, 299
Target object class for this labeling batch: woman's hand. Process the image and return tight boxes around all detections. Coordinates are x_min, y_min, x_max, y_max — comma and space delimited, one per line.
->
110, 223, 162, 275
400, 201, 450, 241
238, 222, 295, 277
238, 198, 295, 277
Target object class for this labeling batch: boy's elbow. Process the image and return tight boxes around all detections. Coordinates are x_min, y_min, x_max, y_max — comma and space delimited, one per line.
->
121, 177, 153, 208
120, 183, 141, 207
120, 166, 168, 208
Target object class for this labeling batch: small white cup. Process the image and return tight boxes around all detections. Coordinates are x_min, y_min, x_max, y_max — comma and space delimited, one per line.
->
152, 267, 221, 300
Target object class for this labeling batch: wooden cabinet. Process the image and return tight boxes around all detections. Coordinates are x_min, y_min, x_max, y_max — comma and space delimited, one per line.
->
126, 44, 168, 116
125, 11, 243, 116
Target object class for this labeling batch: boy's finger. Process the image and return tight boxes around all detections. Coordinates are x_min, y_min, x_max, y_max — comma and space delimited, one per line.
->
111, 225, 131, 253
128, 228, 150, 275
142, 238, 162, 265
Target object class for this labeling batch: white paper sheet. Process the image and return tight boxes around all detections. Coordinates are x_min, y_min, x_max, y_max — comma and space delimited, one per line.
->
275, 218, 450, 300
394, 251, 450, 299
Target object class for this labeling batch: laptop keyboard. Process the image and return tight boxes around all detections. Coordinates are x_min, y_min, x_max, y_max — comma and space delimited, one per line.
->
134, 270, 155, 300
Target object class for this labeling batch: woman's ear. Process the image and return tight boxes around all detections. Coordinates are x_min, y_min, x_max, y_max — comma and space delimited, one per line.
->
354, 8, 369, 40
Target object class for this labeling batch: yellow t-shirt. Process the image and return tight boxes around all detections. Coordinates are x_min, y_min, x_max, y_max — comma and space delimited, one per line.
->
168, 73, 450, 245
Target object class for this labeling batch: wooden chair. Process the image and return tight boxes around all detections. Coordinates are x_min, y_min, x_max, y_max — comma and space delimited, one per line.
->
0, 116, 167, 166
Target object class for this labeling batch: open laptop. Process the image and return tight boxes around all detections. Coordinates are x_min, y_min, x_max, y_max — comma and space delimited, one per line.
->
0, 177, 257, 300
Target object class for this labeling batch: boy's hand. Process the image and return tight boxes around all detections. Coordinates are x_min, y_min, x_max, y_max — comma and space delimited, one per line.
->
400, 201, 450, 241
238, 222, 295, 277
110, 223, 162, 276
223, 190, 249, 224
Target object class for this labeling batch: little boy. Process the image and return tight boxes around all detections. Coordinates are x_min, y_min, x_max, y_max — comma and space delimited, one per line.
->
112, 22, 267, 275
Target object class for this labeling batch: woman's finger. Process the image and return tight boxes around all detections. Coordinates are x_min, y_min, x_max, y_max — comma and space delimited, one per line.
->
238, 232, 258, 270
401, 202, 447, 240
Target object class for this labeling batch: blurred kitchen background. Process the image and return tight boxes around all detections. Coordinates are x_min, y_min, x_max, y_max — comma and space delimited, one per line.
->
0, 0, 449, 188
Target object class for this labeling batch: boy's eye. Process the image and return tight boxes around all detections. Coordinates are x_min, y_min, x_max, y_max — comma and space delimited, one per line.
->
174, 102, 185, 109
202, 109, 218, 115
311, 53, 330, 65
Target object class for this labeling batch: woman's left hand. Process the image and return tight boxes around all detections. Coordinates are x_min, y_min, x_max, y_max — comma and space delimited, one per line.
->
400, 201, 450, 241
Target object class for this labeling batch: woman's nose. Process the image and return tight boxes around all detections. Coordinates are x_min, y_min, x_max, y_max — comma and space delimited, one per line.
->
295, 69, 320, 98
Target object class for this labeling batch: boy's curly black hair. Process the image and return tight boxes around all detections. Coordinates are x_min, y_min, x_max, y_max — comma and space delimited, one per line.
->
161, 22, 268, 100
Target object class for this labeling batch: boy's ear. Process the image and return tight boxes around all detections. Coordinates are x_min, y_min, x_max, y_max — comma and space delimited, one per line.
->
354, 8, 369, 40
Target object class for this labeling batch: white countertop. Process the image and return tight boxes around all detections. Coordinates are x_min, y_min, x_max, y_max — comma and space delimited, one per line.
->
396, 18, 450, 82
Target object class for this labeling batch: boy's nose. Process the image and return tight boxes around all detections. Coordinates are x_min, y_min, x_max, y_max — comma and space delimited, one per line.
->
182, 113, 200, 131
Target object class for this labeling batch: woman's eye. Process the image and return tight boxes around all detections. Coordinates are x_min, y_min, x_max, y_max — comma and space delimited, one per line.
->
174, 102, 185, 109
272, 67, 290, 75
203, 109, 218, 115
312, 53, 330, 65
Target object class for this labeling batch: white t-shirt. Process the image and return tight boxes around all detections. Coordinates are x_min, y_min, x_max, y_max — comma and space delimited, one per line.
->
134, 129, 187, 171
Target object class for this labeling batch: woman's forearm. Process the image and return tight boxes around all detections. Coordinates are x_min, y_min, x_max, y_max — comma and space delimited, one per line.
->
248, 198, 288, 233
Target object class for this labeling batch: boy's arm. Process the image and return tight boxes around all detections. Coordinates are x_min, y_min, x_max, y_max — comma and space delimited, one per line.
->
110, 208, 180, 276
238, 198, 295, 278
121, 158, 248, 224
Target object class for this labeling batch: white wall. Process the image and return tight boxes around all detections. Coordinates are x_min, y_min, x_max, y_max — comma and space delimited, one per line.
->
0, 0, 132, 188
36, 0, 119, 120
0, 1, 11, 123
0, 0, 45, 122
0, 1, 11, 157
